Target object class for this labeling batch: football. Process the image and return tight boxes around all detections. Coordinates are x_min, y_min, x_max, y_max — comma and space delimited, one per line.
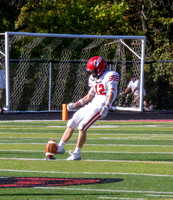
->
45, 139, 58, 158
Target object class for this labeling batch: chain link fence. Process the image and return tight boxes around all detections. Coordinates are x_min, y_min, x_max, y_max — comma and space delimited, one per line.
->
0, 33, 146, 111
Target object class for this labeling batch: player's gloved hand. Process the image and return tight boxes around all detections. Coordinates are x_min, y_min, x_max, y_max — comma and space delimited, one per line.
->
100, 106, 109, 118
67, 103, 76, 110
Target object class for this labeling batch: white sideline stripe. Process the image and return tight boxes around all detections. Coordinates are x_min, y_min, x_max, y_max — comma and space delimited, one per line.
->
99, 138, 173, 141
146, 194, 173, 197
0, 169, 172, 177
1, 150, 173, 154
0, 150, 43, 152
1, 132, 173, 135
0, 120, 62, 122
34, 187, 173, 195
0, 132, 63, 135
83, 151, 173, 154
0, 119, 172, 123
1, 137, 173, 141
48, 125, 173, 128
0, 157, 173, 164
0, 158, 49, 161
98, 197, 144, 200
0, 143, 172, 147
85, 159, 173, 164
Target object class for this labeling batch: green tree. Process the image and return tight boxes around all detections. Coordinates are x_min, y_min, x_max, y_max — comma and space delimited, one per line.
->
15, 0, 131, 35
0, 0, 26, 32
127, 0, 173, 109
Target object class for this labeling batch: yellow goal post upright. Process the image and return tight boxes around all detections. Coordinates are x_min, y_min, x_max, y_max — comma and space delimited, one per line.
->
0, 32, 146, 112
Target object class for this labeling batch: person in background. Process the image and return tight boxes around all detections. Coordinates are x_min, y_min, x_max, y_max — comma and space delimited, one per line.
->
122, 74, 149, 110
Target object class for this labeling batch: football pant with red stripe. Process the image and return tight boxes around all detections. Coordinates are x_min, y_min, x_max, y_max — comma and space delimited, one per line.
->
67, 105, 102, 131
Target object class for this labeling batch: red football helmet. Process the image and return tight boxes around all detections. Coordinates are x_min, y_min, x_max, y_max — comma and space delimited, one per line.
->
86, 56, 107, 77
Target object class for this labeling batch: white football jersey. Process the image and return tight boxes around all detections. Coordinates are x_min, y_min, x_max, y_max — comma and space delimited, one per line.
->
128, 79, 146, 96
88, 71, 119, 107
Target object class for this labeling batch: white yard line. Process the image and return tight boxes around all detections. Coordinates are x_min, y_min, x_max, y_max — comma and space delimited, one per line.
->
0, 143, 173, 147
82, 151, 173, 154
1, 132, 173, 135
98, 197, 144, 200
145, 194, 173, 198
0, 157, 48, 161
0, 132, 61, 134
48, 125, 173, 128
0, 157, 173, 164
34, 187, 173, 195
1, 150, 173, 154
1, 137, 173, 140
0, 169, 173, 177
0, 150, 43, 152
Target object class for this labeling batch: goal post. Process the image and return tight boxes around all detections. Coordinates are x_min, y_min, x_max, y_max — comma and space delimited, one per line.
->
1, 32, 146, 112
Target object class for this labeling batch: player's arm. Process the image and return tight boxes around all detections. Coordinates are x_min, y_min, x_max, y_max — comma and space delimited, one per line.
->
106, 72, 119, 108
67, 89, 95, 110
75, 90, 95, 107
105, 88, 116, 109
100, 72, 119, 118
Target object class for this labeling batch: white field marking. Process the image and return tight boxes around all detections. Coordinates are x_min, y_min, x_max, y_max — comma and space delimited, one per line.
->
84, 159, 173, 164
99, 137, 173, 140
34, 187, 173, 195
0, 169, 173, 177
98, 197, 144, 200
0, 137, 56, 139
1, 137, 173, 141
1, 132, 173, 136
0, 120, 62, 123
0, 157, 49, 161
48, 125, 173, 128
82, 151, 173, 154
0, 132, 68, 135
145, 194, 173, 197
72, 143, 173, 147
0, 157, 173, 164
0, 150, 43, 152
0, 143, 173, 147
1, 150, 173, 154
0, 119, 173, 123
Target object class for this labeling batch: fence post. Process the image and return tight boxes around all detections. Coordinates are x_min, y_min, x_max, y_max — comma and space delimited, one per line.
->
5, 32, 10, 111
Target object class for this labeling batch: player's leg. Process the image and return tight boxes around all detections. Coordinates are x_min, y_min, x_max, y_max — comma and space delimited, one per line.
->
67, 129, 86, 160
57, 106, 86, 154
67, 107, 102, 160
57, 127, 74, 154
77, 129, 87, 148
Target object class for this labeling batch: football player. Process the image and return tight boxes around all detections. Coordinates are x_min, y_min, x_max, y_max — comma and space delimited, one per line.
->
57, 56, 119, 160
